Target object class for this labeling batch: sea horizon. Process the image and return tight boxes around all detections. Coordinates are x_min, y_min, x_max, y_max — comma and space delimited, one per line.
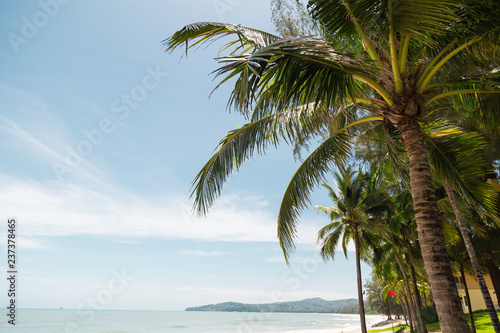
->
0, 308, 386, 332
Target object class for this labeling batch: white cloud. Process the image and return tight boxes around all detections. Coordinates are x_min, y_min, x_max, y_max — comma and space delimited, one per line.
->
0, 84, 327, 246
0, 233, 50, 250
0, 85, 69, 150
0, 176, 322, 243
0, 85, 110, 186
0, 116, 63, 160
178, 249, 229, 256
265, 256, 286, 263
18, 237, 51, 250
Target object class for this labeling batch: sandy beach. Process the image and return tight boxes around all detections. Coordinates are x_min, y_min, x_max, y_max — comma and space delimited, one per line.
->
333, 315, 388, 333
368, 317, 406, 332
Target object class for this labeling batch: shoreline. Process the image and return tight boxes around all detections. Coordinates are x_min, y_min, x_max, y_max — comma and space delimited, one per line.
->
337, 315, 388, 333
369, 318, 406, 332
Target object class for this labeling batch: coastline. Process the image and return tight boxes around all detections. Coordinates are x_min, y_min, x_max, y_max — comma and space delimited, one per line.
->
0, 309, 390, 332
334, 314, 387, 333
368, 317, 407, 332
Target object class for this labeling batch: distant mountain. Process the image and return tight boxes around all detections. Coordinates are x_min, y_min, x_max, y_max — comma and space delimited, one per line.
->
185, 297, 359, 313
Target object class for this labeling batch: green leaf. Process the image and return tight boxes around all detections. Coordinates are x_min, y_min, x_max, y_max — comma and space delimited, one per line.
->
278, 133, 351, 261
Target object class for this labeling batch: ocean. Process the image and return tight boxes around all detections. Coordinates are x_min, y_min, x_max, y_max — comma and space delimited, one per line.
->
0, 309, 385, 332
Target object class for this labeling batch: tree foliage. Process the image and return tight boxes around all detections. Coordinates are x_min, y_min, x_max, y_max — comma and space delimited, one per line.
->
165, 1, 500, 331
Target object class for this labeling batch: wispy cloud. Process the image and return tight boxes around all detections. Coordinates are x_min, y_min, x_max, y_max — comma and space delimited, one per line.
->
0, 175, 324, 243
0, 84, 110, 184
18, 237, 51, 250
0, 116, 64, 160
0, 84, 325, 245
265, 256, 287, 263
178, 249, 229, 256
0, 84, 68, 147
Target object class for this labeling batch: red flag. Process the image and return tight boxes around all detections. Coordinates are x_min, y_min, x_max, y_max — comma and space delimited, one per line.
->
388, 290, 396, 297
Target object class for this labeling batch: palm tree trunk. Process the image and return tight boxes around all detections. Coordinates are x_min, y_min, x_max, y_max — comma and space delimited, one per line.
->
399, 118, 470, 333
444, 178, 500, 333
353, 226, 368, 333
398, 295, 408, 325
460, 265, 476, 333
388, 299, 393, 320
409, 260, 428, 333
399, 295, 409, 325
403, 293, 415, 333
396, 254, 421, 332
485, 256, 500, 305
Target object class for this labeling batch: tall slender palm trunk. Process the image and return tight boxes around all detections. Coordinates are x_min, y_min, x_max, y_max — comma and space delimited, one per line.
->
460, 265, 476, 333
403, 293, 415, 333
353, 226, 368, 333
399, 118, 471, 333
485, 256, 500, 300
398, 295, 409, 326
409, 260, 428, 333
444, 179, 500, 333
395, 254, 421, 332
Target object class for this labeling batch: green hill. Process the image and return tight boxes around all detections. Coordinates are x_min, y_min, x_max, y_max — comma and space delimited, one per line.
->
185, 297, 359, 313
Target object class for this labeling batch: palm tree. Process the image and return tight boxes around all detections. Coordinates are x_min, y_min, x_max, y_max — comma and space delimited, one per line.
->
431, 89, 500, 331
476, 224, 500, 301
164, 1, 500, 331
365, 275, 405, 321
444, 180, 500, 332
372, 240, 416, 332
423, 123, 500, 331
384, 188, 428, 333
316, 166, 389, 333
448, 239, 478, 333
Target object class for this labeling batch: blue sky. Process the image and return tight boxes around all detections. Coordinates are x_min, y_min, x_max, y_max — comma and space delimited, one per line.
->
0, 0, 372, 311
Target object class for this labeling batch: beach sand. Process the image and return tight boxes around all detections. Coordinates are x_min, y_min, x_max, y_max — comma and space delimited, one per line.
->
336, 315, 389, 333
368, 318, 406, 332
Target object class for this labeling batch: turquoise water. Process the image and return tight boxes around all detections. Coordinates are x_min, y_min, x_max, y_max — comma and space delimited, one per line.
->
0, 309, 384, 332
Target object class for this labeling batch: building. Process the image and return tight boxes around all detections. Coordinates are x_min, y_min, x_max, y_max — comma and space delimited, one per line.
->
456, 273, 499, 312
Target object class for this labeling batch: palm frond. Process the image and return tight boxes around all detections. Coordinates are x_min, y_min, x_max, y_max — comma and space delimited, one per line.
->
446, 77, 500, 133
354, 121, 410, 189
423, 120, 499, 221
309, 0, 458, 47
341, 226, 354, 259
315, 205, 344, 221
318, 220, 344, 240
318, 222, 345, 261
278, 133, 351, 261
307, 0, 359, 45
164, 22, 280, 54
452, 0, 500, 51
191, 105, 328, 215
213, 38, 376, 115
322, 182, 340, 207
387, 0, 457, 44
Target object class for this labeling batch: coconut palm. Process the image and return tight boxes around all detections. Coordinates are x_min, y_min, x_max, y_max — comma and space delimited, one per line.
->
383, 187, 428, 333
448, 239, 478, 333
358, 98, 500, 331
370, 192, 421, 332
365, 275, 405, 320
476, 224, 500, 300
431, 86, 500, 331
316, 166, 390, 333
423, 122, 500, 331
444, 181, 500, 332
372, 239, 417, 332
164, 1, 500, 330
